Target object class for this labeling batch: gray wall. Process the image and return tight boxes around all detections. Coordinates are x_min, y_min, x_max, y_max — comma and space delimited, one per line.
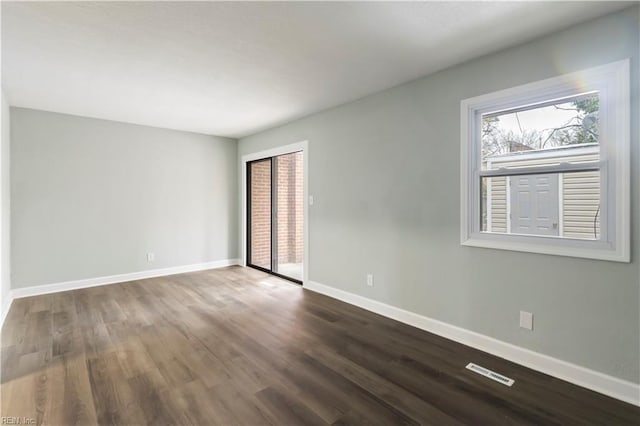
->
1, 91, 10, 310
239, 7, 640, 383
12, 108, 237, 288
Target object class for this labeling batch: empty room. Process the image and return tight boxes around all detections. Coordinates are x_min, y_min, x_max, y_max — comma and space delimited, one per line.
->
0, 1, 639, 425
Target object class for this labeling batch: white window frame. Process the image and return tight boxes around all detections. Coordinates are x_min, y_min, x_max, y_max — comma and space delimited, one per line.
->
460, 60, 630, 262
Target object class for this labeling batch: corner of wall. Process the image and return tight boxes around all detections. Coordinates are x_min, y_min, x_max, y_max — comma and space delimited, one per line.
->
0, 89, 11, 328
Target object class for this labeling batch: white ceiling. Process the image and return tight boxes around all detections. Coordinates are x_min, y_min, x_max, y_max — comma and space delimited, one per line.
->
1, 1, 632, 138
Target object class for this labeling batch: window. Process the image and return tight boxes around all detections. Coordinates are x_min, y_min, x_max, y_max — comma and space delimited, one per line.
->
461, 60, 630, 262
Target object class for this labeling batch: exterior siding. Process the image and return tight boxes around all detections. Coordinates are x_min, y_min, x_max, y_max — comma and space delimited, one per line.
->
489, 177, 508, 233
563, 171, 600, 239
486, 145, 600, 238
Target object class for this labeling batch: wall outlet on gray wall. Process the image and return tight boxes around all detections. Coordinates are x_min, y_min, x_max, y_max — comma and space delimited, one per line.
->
147, 252, 155, 262
520, 311, 533, 330
366, 274, 374, 287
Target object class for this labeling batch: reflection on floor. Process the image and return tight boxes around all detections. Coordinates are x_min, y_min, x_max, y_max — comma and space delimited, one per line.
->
276, 262, 303, 281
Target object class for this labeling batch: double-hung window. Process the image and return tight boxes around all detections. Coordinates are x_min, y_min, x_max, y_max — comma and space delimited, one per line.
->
460, 60, 630, 262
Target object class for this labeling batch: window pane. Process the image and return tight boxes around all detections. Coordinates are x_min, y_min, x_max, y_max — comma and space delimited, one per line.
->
481, 93, 600, 171
560, 170, 601, 240
249, 159, 272, 269
481, 171, 600, 240
273, 151, 304, 281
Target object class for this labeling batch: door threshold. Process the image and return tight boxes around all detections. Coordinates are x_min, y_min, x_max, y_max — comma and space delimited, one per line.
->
247, 264, 303, 285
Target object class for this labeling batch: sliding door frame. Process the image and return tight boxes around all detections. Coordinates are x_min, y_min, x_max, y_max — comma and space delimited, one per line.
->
241, 141, 309, 285
246, 157, 273, 273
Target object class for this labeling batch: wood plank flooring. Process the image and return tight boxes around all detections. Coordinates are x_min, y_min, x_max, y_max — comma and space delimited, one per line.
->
1, 266, 638, 425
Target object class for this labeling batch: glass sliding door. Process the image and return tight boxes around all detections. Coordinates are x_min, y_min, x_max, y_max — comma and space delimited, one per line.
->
273, 152, 304, 281
247, 158, 272, 270
247, 151, 304, 283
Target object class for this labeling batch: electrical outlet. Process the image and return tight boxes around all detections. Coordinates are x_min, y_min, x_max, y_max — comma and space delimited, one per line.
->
309, 195, 314, 206
519, 311, 533, 330
366, 274, 374, 287
147, 252, 155, 262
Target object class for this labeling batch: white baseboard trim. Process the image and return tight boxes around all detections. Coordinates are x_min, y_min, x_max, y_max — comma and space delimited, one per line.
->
10, 258, 241, 300
304, 280, 640, 407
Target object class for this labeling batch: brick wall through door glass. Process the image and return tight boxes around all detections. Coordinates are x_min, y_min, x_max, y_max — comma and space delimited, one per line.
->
274, 151, 304, 280
249, 159, 271, 269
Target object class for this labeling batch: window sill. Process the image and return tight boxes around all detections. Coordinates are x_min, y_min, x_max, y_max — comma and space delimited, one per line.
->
461, 233, 629, 263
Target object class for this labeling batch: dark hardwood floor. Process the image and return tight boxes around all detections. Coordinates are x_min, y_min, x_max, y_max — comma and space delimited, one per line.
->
1, 266, 638, 425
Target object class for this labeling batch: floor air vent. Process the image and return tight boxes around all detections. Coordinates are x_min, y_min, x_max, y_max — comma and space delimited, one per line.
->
465, 363, 515, 387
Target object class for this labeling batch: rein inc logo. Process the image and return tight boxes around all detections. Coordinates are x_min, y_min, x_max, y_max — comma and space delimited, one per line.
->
1, 418, 35, 425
